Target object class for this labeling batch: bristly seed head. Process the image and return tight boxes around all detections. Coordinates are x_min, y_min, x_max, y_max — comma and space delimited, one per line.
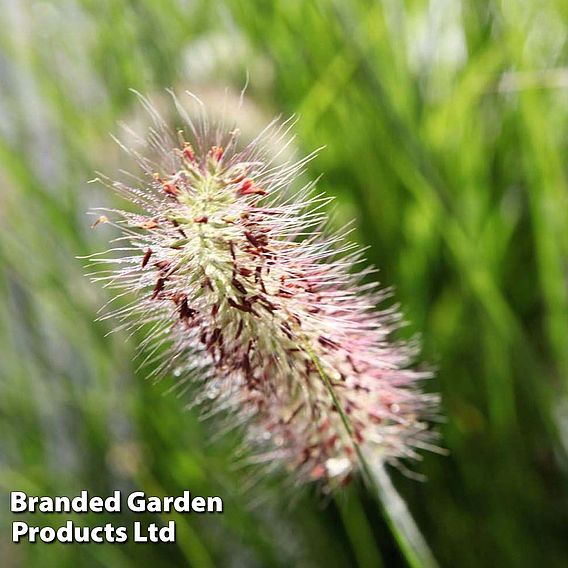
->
88, 92, 440, 490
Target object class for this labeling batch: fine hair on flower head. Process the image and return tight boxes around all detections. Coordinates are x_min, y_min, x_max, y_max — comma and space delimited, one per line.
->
87, 90, 440, 490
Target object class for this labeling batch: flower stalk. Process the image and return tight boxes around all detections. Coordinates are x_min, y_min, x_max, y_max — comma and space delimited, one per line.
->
307, 344, 438, 568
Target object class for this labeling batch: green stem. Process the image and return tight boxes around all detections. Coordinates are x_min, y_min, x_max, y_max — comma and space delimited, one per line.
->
305, 343, 438, 568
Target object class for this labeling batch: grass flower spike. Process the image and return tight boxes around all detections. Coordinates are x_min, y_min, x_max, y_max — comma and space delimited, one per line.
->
89, 92, 439, 489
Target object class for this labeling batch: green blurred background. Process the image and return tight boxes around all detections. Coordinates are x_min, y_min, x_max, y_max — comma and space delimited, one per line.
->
1, 1, 568, 566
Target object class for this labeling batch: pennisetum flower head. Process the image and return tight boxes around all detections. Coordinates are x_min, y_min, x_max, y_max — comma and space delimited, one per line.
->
88, 91, 440, 489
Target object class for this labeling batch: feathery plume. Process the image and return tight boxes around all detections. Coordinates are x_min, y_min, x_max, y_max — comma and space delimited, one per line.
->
88, 92, 439, 489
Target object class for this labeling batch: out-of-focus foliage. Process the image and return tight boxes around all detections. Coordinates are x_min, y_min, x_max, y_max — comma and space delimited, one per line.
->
1, 1, 568, 566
